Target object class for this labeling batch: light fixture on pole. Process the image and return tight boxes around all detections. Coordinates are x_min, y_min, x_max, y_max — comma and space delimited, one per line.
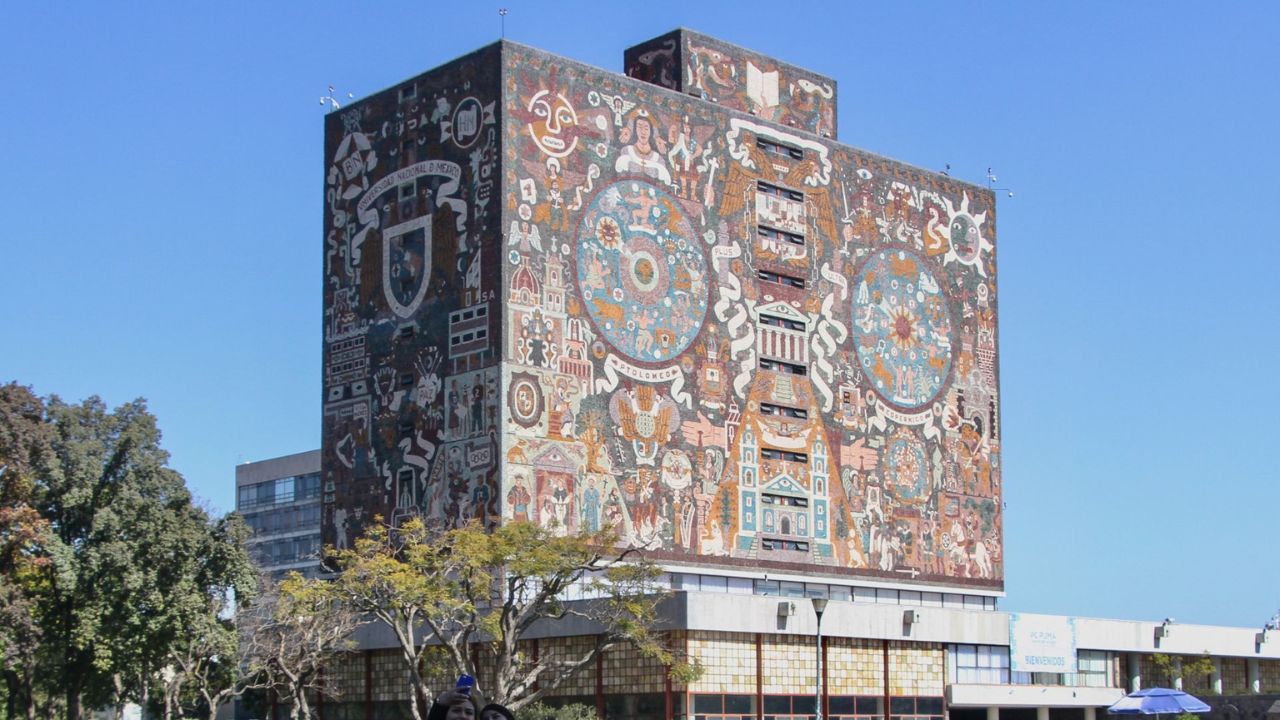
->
812, 597, 829, 720
986, 167, 1015, 198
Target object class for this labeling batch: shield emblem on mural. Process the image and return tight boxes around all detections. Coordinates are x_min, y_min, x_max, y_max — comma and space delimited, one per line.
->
382, 214, 433, 318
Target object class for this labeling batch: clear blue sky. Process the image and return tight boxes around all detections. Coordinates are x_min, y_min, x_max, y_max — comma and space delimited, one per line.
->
3, 1, 1276, 629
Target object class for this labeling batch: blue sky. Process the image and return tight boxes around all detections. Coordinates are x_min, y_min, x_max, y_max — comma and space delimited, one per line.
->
2, 1, 1276, 628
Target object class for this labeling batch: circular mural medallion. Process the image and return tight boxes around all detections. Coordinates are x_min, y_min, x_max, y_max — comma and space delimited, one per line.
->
508, 372, 544, 429
852, 249, 954, 410
575, 180, 708, 364
451, 97, 484, 148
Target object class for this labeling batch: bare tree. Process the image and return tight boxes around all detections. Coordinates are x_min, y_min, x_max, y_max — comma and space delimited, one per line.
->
239, 572, 365, 720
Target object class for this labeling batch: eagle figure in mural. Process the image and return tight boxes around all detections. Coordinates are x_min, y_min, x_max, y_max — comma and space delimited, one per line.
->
785, 158, 839, 258
719, 131, 772, 219
609, 384, 679, 467
718, 130, 839, 255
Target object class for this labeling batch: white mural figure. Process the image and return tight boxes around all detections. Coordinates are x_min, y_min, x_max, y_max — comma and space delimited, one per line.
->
615, 112, 672, 184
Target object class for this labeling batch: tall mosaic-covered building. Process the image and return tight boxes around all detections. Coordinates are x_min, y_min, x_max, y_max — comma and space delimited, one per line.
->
322, 28, 1002, 593
308, 30, 1280, 720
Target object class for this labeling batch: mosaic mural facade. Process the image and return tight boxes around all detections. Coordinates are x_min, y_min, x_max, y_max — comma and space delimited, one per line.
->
323, 32, 1002, 590
322, 44, 504, 544
500, 37, 1001, 589
624, 29, 838, 140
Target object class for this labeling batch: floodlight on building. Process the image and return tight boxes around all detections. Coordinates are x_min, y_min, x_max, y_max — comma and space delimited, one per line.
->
986, 167, 1015, 198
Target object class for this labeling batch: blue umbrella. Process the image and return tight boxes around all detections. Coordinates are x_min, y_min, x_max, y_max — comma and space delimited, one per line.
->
1108, 688, 1211, 715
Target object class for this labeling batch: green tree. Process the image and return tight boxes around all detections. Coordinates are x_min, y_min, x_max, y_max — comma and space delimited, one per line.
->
1149, 652, 1215, 691
0, 383, 57, 720
38, 394, 230, 717
156, 513, 260, 720
0, 388, 260, 720
328, 518, 698, 716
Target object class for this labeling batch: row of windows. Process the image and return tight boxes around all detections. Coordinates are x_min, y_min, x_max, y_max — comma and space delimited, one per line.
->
762, 493, 809, 508
450, 304, 489, 323
948, 645, 1113, 687
759, 357, 808, 375
756, 137, 805, 160
243, 503, 322, 536
758, 224, 806, 246
538, 570, 1001, 614
664, 573, 999, 611
251, 534, 321, 567
759, 313, 806, 332
757, 269, 807, 289
761, 537, 810, 552
758, 180, 805, 202
687, 693, 940, 720
761, 402, 808, 419
237, 472, 321, 510
450, 327, 488, 346
760, 448, 809, 463
526, 574, 1001, 615
473, 571, 1004, 612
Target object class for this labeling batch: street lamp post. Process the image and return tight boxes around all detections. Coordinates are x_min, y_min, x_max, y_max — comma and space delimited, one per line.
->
812, 597, 828, 720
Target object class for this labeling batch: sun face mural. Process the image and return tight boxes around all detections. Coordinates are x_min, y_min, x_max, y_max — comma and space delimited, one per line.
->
575, 180, 709, 364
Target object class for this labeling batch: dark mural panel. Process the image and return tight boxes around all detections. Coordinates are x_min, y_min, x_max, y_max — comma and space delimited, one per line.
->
321, 44, 503, 548
502, 40, 1002, 588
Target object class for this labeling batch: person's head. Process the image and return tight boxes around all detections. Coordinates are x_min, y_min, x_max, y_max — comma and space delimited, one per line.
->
444, 693, 480, 720
480, 703, 515, 720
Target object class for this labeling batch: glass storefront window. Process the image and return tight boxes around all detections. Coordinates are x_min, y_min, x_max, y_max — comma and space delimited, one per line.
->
949, 644, 1011, 684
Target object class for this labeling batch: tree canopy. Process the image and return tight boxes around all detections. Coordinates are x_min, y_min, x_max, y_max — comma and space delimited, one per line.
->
327, 517, 699, 715
0, 383, 256, 720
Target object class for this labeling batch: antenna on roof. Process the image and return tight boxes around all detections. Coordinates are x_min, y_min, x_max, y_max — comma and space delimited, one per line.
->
499, 8, 509, 39
320, 85, 353, 111
986, 167, 1015, 198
